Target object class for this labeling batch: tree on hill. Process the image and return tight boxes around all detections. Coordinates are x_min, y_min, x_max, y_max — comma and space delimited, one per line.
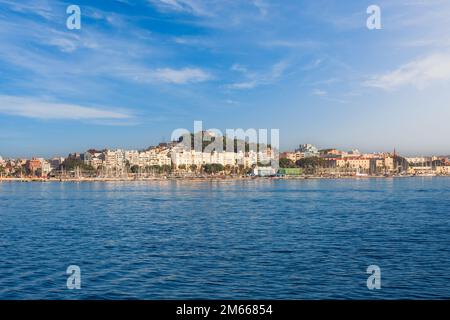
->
295, 157, 324, 174
63, 158, 95, 173
280, 158, 295, 168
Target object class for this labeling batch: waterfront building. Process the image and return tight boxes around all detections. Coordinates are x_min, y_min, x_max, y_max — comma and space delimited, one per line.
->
319, 149, 343, 157
253, 166, 276, 176
36, 158, 52, 175
408, 166, 435, 175
156, 149, 172, 167
257, 148, 274, 165
345, 149, 361, 157
368, 156, 396, 174
3, 162, 15, 175
124, 150, 140, 166
210, 151, 236, 167
138, 149, 152, 167
83, 152, 103, 169
280, 151, 304, 163
295, 144, 319, 158
245, 150, 258, 167
50, 157, 65, 170
405, 157, 432, 166
136, 148, 171, 168
435, 166, 450, 175
170, 148, 193, 168
25, 158, 42, 176
336, 157, 371, 170
104, 149, 125, 169
384, 156, 395, 172
67, 153, 82, 160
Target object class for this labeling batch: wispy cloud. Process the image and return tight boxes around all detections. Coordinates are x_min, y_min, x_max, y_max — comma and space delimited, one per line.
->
0, 96, 133, 121
365, 53, 450, 90
224, 99, 238, 105
252, 0, 268, 17
303, 59, 322, 71
228, 60, 289, 90
0, 7, 213, 91
0, 0, 56, 20
152, 67, 212, 84
148, 0, 212, 16
312, 89, 327, 96
260, 39, 322, 49
398, 38, 450, 49
110, 66, 212, 84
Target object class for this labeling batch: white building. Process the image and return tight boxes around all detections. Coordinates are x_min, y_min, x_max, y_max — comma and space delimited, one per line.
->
405, 157, 431, 165
136, 148, 172, 167
125, 150, 140, 166
104, 149, 125, 169
35, 158, 52, 175
253, 166, 277, 176
295, 144, 319, 158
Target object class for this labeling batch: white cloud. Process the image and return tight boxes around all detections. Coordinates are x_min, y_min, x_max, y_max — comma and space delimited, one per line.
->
0, 96, 133, 121
94, 65, 212, 85
399, 38, 450, 48
152, 68, 212, 84
172, 36, 214, 48
303, 59, 322, 71
312, 89, 327, 96
225, 99, 238, 105
231, 64, 248, 73
0, 0, 55, 20
228, 60, 289, 90
228, 81, 258, 89
148, 0, 212, 16
271, 60, 288, 78
365, 53, 450, 90
252, 0, 268, 17
260, 39, 322, 49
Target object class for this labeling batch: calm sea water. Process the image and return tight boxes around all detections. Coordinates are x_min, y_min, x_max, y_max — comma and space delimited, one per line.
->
0, 178, 449, 299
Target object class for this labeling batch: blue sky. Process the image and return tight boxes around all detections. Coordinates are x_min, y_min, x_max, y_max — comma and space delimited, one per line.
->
1, 0, 450, 158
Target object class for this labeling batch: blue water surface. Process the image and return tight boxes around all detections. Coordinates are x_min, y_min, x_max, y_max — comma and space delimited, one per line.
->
0, 178, 449, 299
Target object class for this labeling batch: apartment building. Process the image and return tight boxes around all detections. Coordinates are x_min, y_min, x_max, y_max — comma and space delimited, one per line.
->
25, 158, 42, 176
104, 149, 125, 168
336, 157, 371, 170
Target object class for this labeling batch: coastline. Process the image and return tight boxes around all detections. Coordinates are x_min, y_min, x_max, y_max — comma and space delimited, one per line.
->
0, 175, 447, 183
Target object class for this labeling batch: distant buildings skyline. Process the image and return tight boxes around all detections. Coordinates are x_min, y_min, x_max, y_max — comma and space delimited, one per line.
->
2, 141, 450, 178
1, 139, 449, 160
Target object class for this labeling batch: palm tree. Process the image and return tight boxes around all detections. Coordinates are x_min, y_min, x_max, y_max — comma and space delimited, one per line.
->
225, 164, 233, 174
189, 164, 198, 173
